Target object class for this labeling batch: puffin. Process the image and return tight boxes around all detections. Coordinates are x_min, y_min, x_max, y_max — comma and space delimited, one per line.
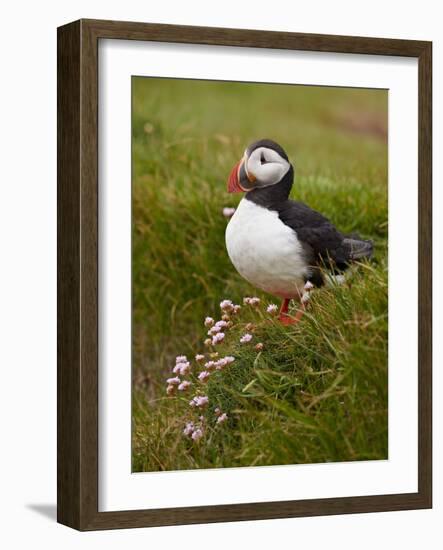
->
225, 139, 373, 324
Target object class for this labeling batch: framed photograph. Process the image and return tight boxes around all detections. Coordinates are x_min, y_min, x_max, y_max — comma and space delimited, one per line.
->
57, 19, 432, 530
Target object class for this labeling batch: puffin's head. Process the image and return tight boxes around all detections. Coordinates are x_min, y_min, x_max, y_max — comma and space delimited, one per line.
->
227, 139, 292, 193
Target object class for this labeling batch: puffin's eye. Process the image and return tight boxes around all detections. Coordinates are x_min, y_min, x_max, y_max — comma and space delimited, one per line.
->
260, 152, 267, 164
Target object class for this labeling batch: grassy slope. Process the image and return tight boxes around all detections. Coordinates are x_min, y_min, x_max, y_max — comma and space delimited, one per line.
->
132, 78, 388, 471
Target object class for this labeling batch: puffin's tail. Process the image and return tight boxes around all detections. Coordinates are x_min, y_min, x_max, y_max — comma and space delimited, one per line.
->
343, 238, 374, 260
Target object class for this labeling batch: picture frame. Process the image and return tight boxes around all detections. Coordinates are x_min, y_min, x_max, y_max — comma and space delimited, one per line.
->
57, 18, 432, 530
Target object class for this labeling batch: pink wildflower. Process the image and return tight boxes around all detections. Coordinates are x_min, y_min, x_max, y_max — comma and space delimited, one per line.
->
214, 407, 221, 417
180, 365, 191, 376
222, 207, 236, 218
183, 422, 194, 436
255, 342, 264, 351
189, 395, 209, 408
178, 380, 192, 391
240, 333, 253, 344
233, 304, 241, 314
204, 317, 215, 328
212, 332, 225, 345
204, 360, 215, 371
191, 428, 204, 441
214, 355, 234, 370
267, 304, 278, 314
166, 376, 181, 385
176, 355, 187, 364
215, 358, 227, 370
176, 361, 191, 375
195, 395, 209, 408
244, 296, 260, 306
208, 325, 221, 336
215, 320, 228, 329
195, 354, 205, 362
217, 413, 228, 424
198, 371, 211, 383
220, 299, 234, 312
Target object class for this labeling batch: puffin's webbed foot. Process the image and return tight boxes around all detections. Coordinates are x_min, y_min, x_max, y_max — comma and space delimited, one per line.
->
278, 298, 305, 325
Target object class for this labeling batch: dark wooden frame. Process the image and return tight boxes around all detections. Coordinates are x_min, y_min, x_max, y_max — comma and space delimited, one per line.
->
57, 18, 432, 531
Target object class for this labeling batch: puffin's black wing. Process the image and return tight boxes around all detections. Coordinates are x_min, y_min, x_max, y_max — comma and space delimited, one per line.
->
277, 200, 373, 270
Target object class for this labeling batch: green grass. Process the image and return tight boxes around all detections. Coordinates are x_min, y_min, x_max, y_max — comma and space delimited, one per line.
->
131, 77, 388, 471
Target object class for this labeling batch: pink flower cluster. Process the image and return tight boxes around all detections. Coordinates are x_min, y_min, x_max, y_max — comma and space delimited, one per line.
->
181, 351, 236, 441
191, 428, 204, 441
207, 319, 228, 336
212, 332, 225, 345
204, 360, 215, 371
203, 305, 240, 346
198, 371, 211, 383
201, 354, 235, 373
189, 395, 209, 408
220, 299, 234, 312
217, 413, 228, 424
219, 299, 241, 315
173, 360, 191, 375
183, 421, 195, 436
183, 421, 204, 441
214, 407, 228, 424
166, 356, 194, 395
171, 294, 274, 443
243, 296, 260, 307
215, 355, 235, 370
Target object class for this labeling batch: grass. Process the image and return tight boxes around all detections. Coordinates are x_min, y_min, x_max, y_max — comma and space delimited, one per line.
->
131, 77, 388, 472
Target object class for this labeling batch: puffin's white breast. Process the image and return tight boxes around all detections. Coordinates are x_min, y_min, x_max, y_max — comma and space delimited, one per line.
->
225, 198, 309, 299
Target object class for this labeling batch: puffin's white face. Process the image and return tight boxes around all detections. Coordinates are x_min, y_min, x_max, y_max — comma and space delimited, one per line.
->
245, 147, 290, 188
227, 141, 292, 193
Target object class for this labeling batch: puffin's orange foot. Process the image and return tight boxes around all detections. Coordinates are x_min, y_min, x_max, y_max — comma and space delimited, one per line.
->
278, 314, 298, 325
278, 308, 305, 326
278, 298, 305, 326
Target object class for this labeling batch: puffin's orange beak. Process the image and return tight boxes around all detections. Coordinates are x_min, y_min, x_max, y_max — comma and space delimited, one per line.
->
227, 159, 246, 193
